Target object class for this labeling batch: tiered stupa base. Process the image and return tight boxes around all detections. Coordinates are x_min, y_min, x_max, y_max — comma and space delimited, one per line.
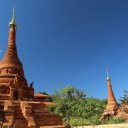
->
101, 105, 128, 121
1, 100, 63, 128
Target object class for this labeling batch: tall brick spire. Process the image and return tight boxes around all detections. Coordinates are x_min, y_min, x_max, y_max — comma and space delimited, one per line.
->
0, 8, 28, 91
0, 8, 22, 68
106, 67, 118, 110
0, 8, 34, 100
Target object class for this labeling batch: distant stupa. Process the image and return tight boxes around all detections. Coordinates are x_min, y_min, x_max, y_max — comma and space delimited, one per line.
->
101, 67, 128, 120
106, 67, 118, 111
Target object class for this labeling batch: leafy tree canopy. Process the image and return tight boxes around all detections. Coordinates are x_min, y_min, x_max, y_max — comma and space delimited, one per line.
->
120, 90, 128, 105
47, 85, 107, 125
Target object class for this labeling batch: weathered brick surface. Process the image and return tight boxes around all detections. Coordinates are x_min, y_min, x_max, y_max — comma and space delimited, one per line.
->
106, 77, 118, 111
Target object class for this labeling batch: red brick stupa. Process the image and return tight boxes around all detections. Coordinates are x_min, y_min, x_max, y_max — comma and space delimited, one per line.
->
0, 9, 34, 101
0, 9, 63, 128
101, 67, 119, 120
106, 67, 118, 111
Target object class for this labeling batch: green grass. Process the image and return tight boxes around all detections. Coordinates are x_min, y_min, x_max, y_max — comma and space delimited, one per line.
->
106, 117, 126, 124
70, 118, 90, 126
70, 117, 126, 126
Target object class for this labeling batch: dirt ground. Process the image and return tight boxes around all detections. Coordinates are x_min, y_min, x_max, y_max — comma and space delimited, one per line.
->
72, 123, 128, 128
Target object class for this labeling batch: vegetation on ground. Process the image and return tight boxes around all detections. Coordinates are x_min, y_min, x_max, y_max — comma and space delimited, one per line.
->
106, 117, 126, 124
47, 85, 127, 126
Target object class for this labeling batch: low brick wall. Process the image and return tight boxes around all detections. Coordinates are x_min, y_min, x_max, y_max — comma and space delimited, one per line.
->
72, 123, 128, 128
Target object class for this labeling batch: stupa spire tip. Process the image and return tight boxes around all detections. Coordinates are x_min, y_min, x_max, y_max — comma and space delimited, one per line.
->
9, 7, 16, 27
106, 66, 110, 81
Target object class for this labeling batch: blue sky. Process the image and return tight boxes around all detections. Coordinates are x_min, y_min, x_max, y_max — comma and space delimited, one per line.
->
0, 0, 128, 101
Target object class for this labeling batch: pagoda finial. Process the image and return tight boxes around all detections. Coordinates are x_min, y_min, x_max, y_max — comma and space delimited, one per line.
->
106, 66, 110, 81
9, 7, 16, 28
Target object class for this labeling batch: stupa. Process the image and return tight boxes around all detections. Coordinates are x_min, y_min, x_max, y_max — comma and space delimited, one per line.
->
0, 9, 63, 128
106, 67, 118, 112
101, 68, 128, 120
100, 68, 119, 120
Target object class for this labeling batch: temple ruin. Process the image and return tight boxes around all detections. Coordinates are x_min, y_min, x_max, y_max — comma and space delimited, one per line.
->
0, 9, 63, 128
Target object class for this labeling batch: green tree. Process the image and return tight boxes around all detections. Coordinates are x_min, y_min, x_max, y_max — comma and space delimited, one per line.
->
120, 90, 128, 105
48, 86, 86, 121
47, 85, 107, 126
